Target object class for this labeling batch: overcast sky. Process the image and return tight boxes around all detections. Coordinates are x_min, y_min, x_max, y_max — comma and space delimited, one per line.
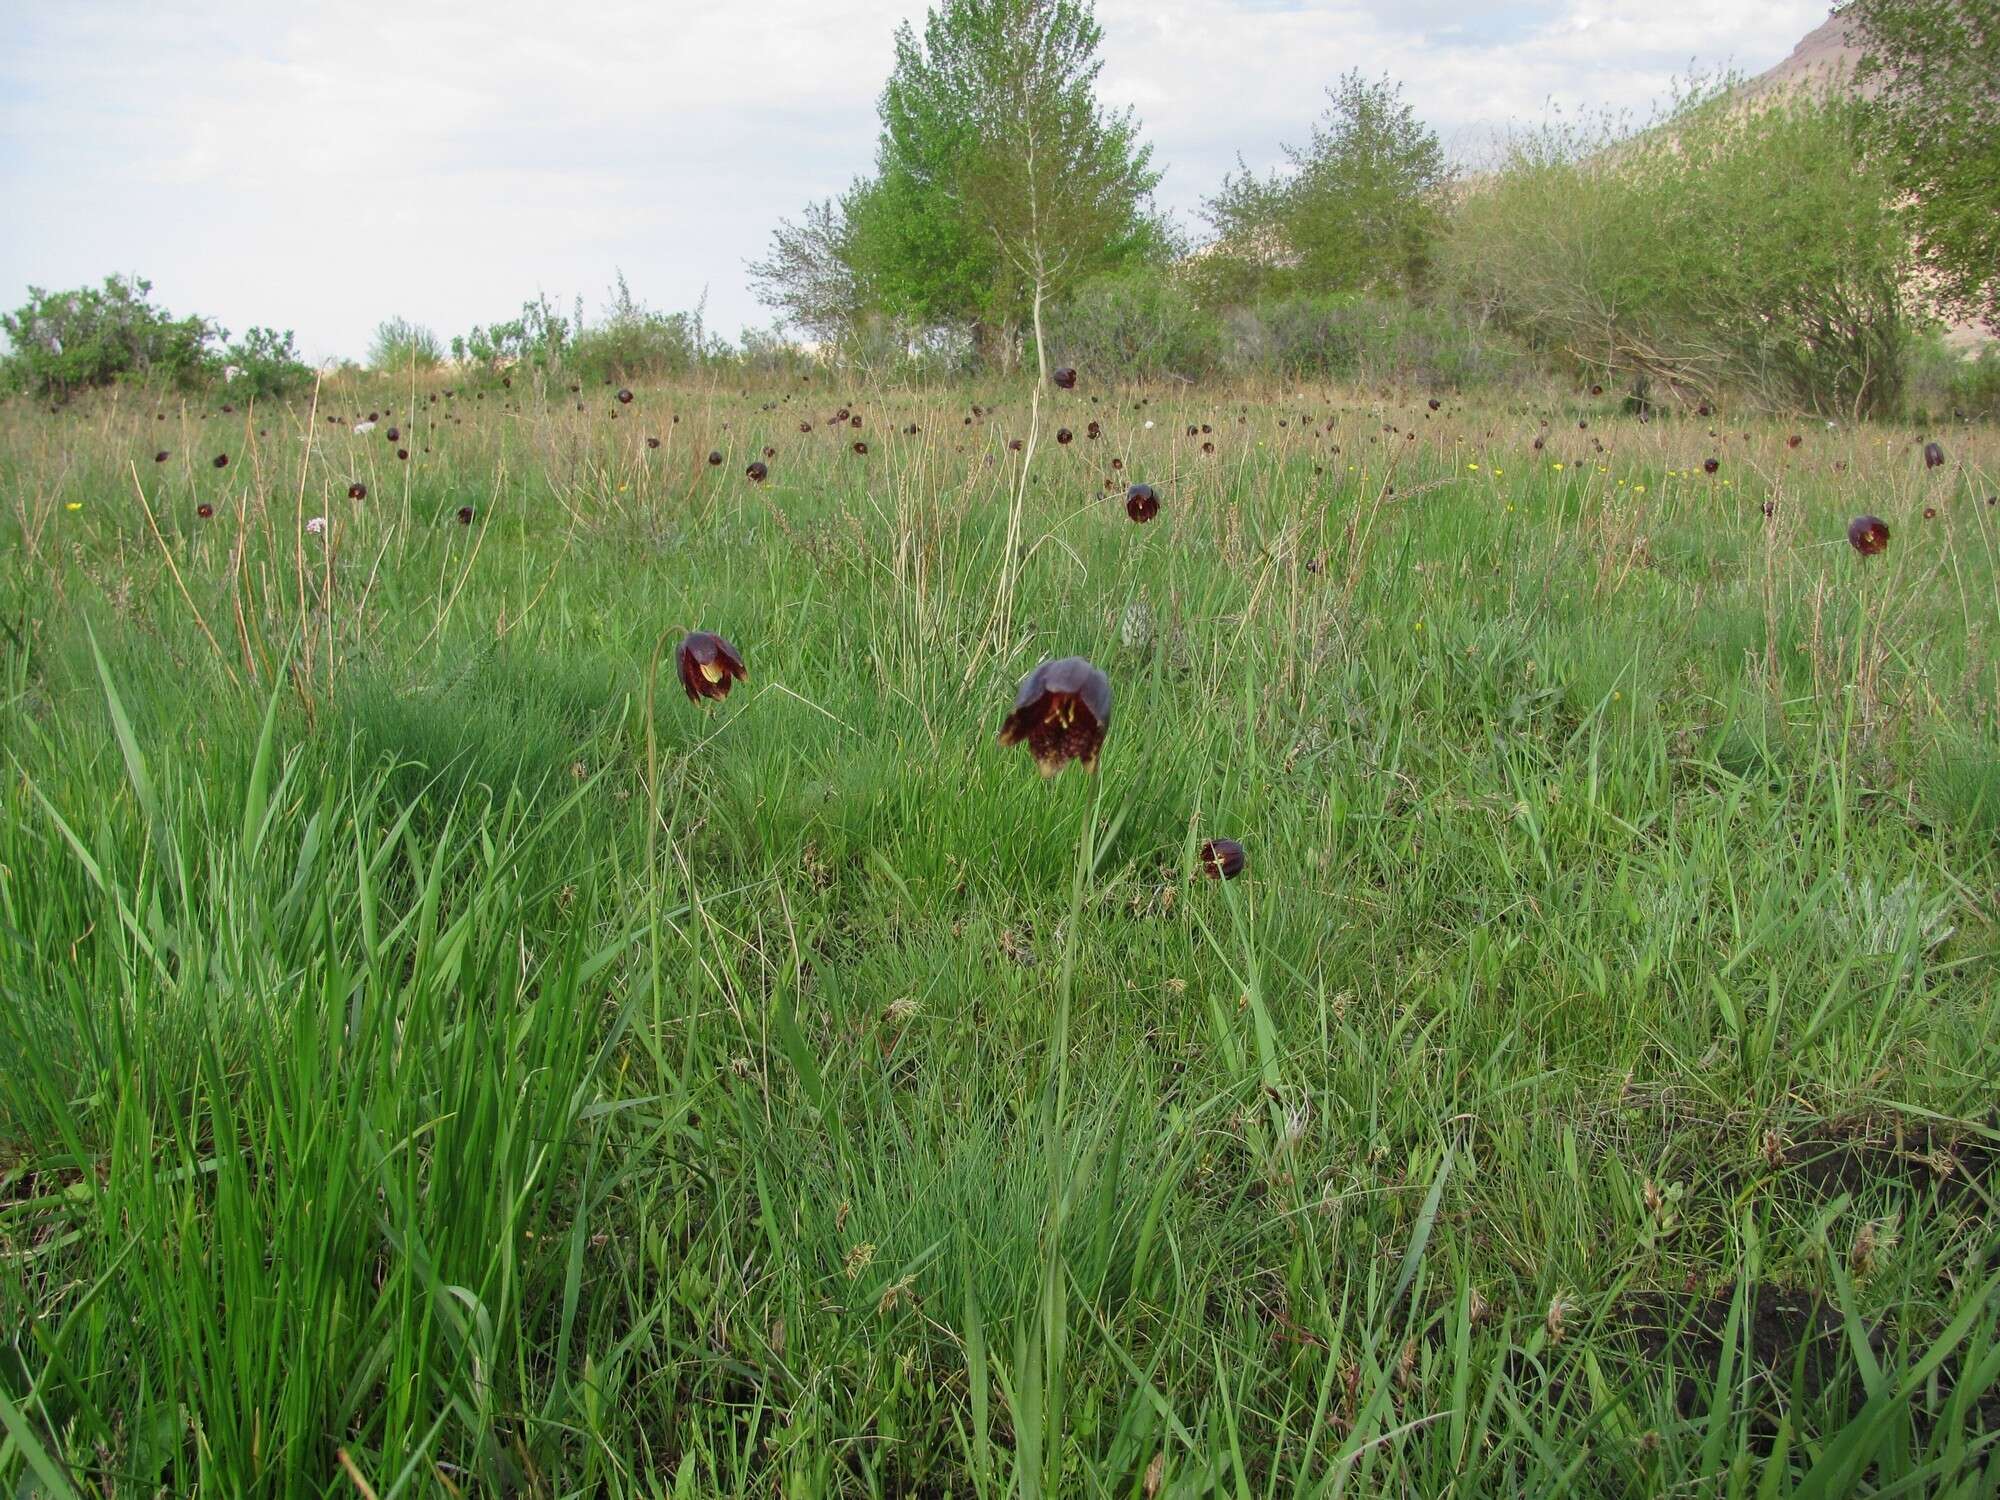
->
0, 0, 1835, 363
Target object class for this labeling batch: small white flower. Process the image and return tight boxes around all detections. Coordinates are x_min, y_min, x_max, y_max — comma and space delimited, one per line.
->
305, 516, 328, 535
354, 420, 377, 434
1143, 419, 1155, 429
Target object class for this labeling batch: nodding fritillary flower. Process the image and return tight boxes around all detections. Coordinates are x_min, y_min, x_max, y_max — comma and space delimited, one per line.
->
1200, 838, 1246, 880
1125, 483, 1160, 523
676, 631, 747, 703
997, 656, 1111, 777
1846, 515, 1890, 555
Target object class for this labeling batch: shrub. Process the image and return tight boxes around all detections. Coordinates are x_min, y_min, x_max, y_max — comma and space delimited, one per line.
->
738, 325, 818, 380
566, 275, 724, 383
451, 294, 578, 377
221, 327, 314, 399
368, 317, 445, 372
1903, 335, 2000, 423
1225, 293, 1524, 389
1446, 88, 1912, 417
1, 276, 217, 400
1042, 271, 1224, 382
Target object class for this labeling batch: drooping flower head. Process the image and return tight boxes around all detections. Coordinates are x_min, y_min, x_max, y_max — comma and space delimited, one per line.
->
1847, 515, 1890, 555
1199, 838, 1246, 880
997, 656, 1111, 777
676, 631, 747, 703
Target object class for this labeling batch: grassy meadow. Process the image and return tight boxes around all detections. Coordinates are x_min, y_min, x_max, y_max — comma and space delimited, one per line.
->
2, 374, 1999, 1495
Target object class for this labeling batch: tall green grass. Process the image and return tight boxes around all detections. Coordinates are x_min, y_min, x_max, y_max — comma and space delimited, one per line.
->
2, 377, 1997, 1494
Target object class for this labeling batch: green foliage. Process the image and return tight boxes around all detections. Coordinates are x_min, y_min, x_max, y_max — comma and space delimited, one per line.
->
3, 380, 1999, 1493
0, 275, 217, 400
566, 274, 723, 383
1042, 269, 1223, 381
1843, 0, 2000, 332
1905, 336, 2000, 422
756, 0, 1168, 369
1227, 292, 1526, 389
1197, 72, 1448, 304
221, 326, 313, 399
449, 293, 579, 375
1447, 89, 1914, 416
747, 191, 875, 345
366, 315, 444, 372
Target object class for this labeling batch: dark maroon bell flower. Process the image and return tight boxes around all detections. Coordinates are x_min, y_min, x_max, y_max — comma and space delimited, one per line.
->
850, 415, 862, 429
1923, 441, 1945, 469
457, 505, 474, 525
213, 453, 229, 468
154, 450, 169, 462
745, 460, 768, 482
1125, 483, 1160, 522
1787, 435, 1802, 449
1761, 501, 1776, 518
397, 449, 409, 461
707, 450, 724, 466
1200, 838, 1246, 880
1202, 441, 1215, 454
904, 423, 919, 435
1847, 515, 1890, 555
763, 446, 776, 458
1428, 398, 1441, 412
349, 482, 367, 500
1703, 458, 1720, 475
196, 503, 214, 520
1052, 367, 1077, 390
1923, 505, 1937, 519
676, 630, 747, 703
386, 427, 399, 441
852, 440, 868, 455
1590, 384, 1603, 396
1008, 438, 1023, 452
1056, 427, 1072, 445
799, 421, 813, 433
617, 388, 634, 404
1086, 421, 1101, 440
646, 436, 660, 449
1697, 402, 1712, 417
997, 656, 1111, 777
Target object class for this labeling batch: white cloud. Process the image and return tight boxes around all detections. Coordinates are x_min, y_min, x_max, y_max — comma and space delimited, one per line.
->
0, 0, 1834, 361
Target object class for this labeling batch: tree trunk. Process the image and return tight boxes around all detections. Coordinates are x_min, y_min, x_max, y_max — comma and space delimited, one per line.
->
1031, 273, 1048, 390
